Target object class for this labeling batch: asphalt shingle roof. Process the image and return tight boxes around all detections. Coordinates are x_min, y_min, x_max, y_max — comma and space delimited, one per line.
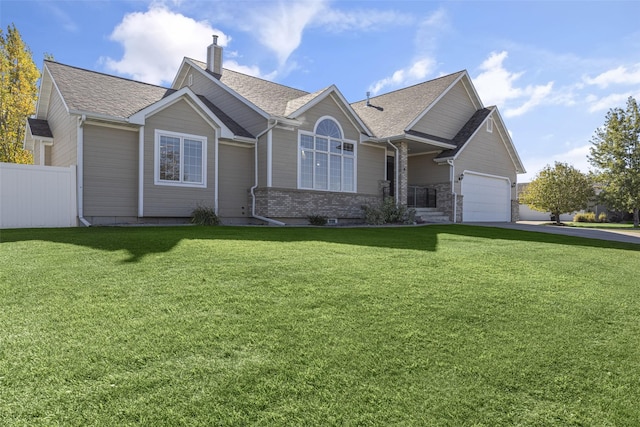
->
45, 60, 171, 118
197, 95, 254, 138
45, 60, 253, 138
351, 71, 465, 139
435, 107, 494, 159
27, 118, 53, 138
190, 59, 309, 116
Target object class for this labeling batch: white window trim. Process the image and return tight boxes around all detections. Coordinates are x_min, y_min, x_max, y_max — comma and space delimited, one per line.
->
314, 115, 346, 138
297, 117, 357, 193
154, 129, 207, 188
486, 118, 493, 133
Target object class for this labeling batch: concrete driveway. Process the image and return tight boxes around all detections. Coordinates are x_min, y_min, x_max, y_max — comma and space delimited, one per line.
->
465, 221, 640, 245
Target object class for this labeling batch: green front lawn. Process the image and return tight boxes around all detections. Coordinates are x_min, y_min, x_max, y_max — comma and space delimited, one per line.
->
1, 225, 639, 426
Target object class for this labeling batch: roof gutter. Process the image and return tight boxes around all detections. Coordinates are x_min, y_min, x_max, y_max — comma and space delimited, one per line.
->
366, 133, 456, 150
70, 109, 131, 125
250, 119, 285, 226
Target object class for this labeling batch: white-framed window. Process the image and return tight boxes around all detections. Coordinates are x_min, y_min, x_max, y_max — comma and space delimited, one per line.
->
299, 117, 356, 192
154, 129, 207, 188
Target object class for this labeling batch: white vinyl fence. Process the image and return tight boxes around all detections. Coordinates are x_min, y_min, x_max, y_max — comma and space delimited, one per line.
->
1, 163, 77, 229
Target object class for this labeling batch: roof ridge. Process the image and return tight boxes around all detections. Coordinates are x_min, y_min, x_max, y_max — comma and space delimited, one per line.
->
44, 59, 170, 90
353, 70, 467, 104
186, 57, 309, 96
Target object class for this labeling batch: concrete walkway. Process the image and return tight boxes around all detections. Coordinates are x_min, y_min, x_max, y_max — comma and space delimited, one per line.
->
464, 221, 640, 245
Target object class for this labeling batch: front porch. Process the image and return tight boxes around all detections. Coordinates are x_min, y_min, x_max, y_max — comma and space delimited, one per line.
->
386, 139, 461, 223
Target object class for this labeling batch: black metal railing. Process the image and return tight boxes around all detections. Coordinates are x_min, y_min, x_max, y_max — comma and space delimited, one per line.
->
407, 186, 436, 208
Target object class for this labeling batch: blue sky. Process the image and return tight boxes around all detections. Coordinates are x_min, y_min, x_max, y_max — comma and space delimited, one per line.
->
3, 0, 640, 182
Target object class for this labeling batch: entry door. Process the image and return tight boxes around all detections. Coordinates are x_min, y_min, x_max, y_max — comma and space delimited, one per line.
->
386, 156, 395, 197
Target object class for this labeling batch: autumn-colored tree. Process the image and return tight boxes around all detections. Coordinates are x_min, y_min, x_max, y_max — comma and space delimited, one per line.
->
520, 162, 595, 225
0, 24, 39, 164
589, 96, 640, 228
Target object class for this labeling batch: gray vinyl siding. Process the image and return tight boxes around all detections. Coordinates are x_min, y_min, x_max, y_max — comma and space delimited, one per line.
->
143, 99, 217, 217
218, 143, 253, 218
411, 81, 477, 140
83, 124, 138, 216
271, 126, 297, 188
185, 66, 267, 136
257, 133, 267, 187
47, 86, 77, 167
357, 144, 386, 194
408, 153, 450, 184
454, 126, 518, 198
296, 96, 360, 141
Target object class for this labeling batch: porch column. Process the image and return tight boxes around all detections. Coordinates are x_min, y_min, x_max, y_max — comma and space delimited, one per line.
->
397, 141, 408, 207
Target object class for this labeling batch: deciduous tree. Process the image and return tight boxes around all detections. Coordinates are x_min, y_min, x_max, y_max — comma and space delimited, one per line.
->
520, 162, 595, 225
589, 96, 640, 228
0, 24, 39, 164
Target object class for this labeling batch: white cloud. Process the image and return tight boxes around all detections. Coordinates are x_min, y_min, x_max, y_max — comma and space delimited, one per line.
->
583, 64, 640, 88
314, 8, 414, 32
474, 51, 557, 117
223, 60, 275, 80
44, 3, 78, 32
414, 8, 449, 54
369, 58, 436, 95
241, 1, 327, 67
367, 9, 446, 95
585, 91, 640, 113
103, 5, 229, 85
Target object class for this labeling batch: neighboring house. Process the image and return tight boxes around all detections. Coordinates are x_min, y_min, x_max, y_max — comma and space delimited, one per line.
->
24, 37, 525, 226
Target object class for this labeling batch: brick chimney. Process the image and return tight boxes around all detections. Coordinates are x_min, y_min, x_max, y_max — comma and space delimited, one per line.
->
206, 35, 222, 75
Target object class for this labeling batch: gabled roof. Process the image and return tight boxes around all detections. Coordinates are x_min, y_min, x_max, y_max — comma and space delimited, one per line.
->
435, 107, 494, 159
433, 106, 526, 174
284, 88, 327, 116
197, 95, 254, 139
351, 71, 466, 139
187, 59, 371, 134
44, 60, 171, 119
189, 59, 308, 117
43, 60, 253, 139
27, 118, 53, 139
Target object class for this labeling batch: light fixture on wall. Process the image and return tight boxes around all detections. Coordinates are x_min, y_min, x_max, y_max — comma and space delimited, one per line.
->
458, 173, 464, 181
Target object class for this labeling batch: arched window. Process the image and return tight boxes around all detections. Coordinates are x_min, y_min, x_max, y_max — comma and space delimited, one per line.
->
315, 118, 342, 139
299, 117, 356, 192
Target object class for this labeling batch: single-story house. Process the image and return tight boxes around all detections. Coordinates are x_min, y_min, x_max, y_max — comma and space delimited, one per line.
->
24, 36, 525, 226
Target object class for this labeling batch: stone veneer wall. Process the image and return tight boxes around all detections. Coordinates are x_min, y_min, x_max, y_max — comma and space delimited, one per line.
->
511, 199, 520, 222
418, 182, 460, 222
253, 187, 384, 219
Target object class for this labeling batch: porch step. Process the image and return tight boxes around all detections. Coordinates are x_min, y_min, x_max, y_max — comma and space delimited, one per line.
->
413, 208, 450, 223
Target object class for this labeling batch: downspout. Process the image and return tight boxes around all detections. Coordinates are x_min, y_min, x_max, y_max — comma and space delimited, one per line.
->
447, 159, 457, 223
137, 126, 144, 218
387, 140, 399, 204
77, 115, 91, 227
250, 119, 285, 226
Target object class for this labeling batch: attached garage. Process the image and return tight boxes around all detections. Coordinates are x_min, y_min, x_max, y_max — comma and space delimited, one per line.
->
461, 171, 511, 222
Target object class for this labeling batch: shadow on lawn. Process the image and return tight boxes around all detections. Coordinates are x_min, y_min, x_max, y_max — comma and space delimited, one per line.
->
1, 224, 638, 263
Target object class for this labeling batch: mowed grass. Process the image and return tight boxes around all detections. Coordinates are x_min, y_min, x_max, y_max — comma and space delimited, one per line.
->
1, 225, 639, 426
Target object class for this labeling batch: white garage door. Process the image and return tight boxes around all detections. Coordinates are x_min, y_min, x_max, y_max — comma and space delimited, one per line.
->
462, 172, 510, 222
